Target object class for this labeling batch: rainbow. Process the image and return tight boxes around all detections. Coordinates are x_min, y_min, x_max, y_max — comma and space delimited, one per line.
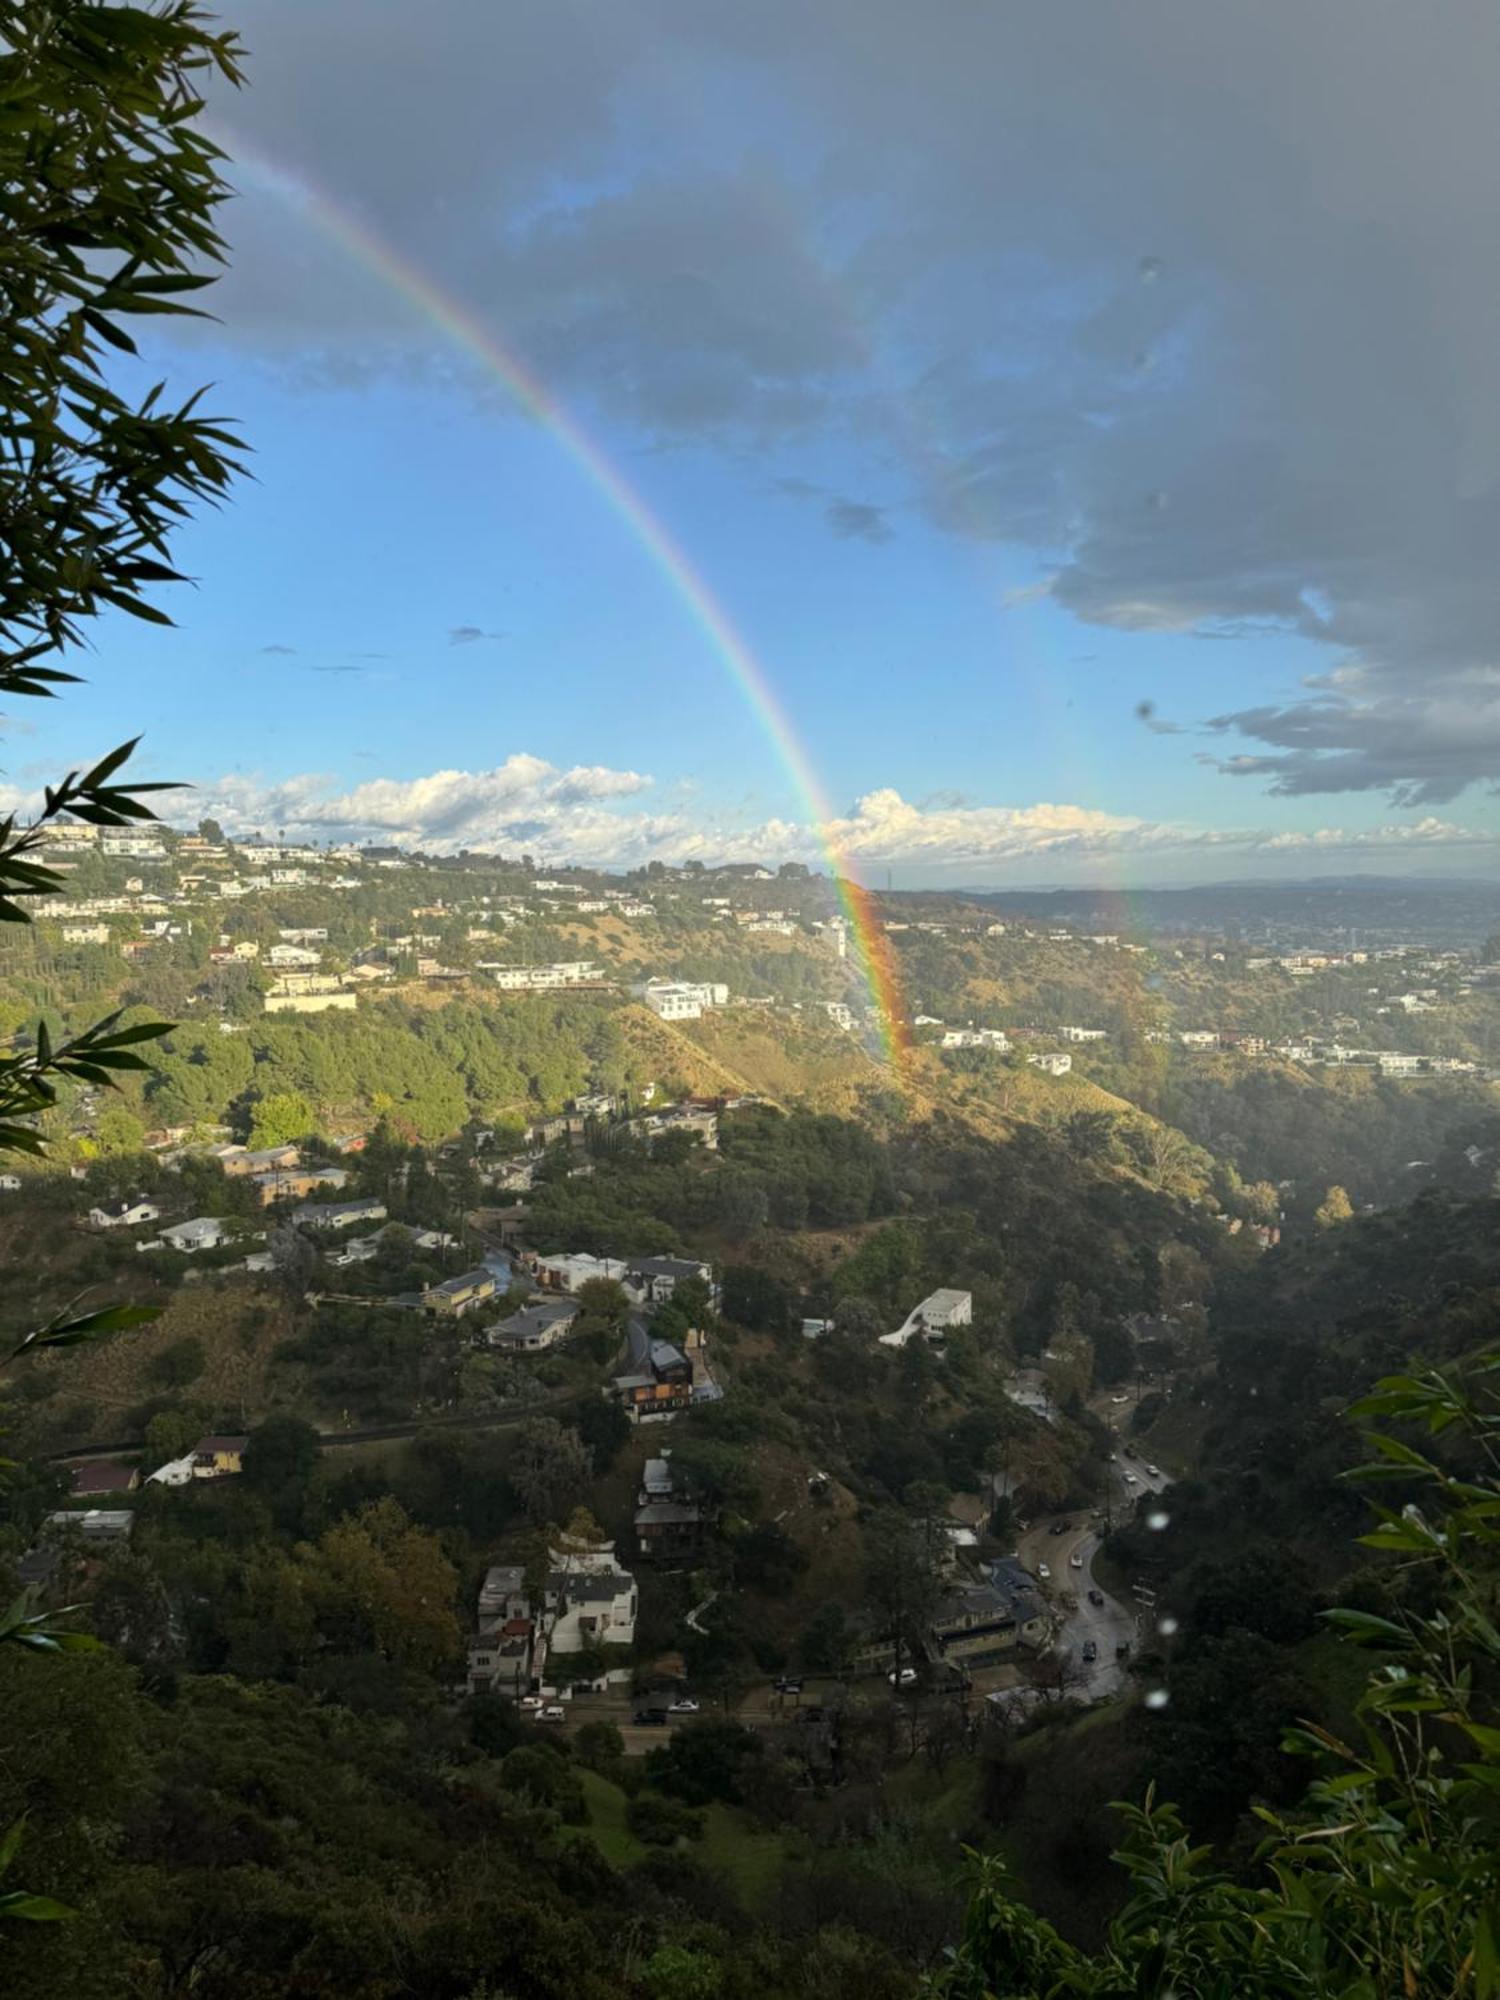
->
218, 135, 910, 1067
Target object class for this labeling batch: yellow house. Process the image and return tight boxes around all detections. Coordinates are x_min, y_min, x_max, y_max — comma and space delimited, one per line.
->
423, 1268, 499, 1318
191, 1434, 249, 1479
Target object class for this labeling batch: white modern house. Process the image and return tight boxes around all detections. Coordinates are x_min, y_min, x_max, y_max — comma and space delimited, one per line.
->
531, 1251, 636, 1294
880, 1287, 974, 1349
89, 1195, 160, 1230
1026, 1051, 1073, 1076
635, 979, 728, 1021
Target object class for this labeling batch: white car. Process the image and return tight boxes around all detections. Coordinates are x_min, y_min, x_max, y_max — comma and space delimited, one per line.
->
1037, 1562, 1051, 1580
538, 1704, 567, 1724
667, 1698, 700, 1715
888, 1667, 918, 1687
1111, 1394, 1129, 1404
518, 1695, 544, 1712
1124, 1471, 1139, 1485
1147, 1464, 1162, 1479
1069, 1551, 1084, 1569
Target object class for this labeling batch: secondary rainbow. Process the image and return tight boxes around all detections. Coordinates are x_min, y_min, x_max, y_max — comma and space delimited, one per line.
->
221, 136, 910, 1066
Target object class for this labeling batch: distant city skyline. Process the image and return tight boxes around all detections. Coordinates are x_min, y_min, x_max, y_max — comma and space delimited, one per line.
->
9, 0, 1498, 886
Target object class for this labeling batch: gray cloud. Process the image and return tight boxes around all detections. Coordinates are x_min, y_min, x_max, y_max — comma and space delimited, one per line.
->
204, 1, 1500, 802
448, 625, 503, 646
825, 497, 892, 543
259, 643, 297, 656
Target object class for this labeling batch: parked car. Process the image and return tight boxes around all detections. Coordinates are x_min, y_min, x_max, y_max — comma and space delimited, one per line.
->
774, 1677, 804, 1695
538, 1705, 567, 1724
1049, 1520, 1071, 1536
1110, 1394, 1129, 1405
668, 1698, 700, 1715
632, 1710, 669, 1726
1087, 1587, 1105, 1607
1082, 1640, 1098, 1663
1037, 1562, 1051, 1580
1124, 1472, 1139, 1485
1069, 1551, 1084, 1569
1115, 1641, 1131, 1658
1147, 1464, 1162, 1479
518, 1695, 544, 1712
888, 1666, 918, 1686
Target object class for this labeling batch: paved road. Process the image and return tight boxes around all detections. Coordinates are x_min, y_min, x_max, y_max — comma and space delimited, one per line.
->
48, 1386, 583, 1465
1012, 1443, 1171, 1697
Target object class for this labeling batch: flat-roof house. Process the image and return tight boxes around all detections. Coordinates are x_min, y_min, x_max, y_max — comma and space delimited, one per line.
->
614, 1320, 695, 1422
252, 1166, 349, 1206
422, 1267, 499, 1318
327, 1233, 382, 1268
880, 1288, 973, 1350
216, 1143, 299, 1176
293, 1197, 388, 1232
44, 1508, 136, 1547
531, 1251, 634, 1294
548, 1547, 638, 1655
626, 1255, 716, 1305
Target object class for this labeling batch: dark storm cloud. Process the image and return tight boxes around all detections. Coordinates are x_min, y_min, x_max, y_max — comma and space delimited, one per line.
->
209, 0, 1500, 802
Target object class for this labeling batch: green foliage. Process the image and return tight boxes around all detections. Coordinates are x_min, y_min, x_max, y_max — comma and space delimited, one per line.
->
627, 1789, 705, 1847
645, 1720, 766, 1807
246, 1088, 315, 1148
929, 1352, 1500, 1999
1314, 1182, 1355, 1228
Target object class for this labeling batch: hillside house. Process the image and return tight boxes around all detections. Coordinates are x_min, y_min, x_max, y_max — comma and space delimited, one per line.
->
467, 1562, 535, 1696
70, 1459, 139, 1498
626, 1255, 716, 1305
530, 1251, 634, 1294
88, 1195, 160, 1230
635, 978, 728, 1021
156, 1216, 230, 1254
880, 1287, 973, 1350
216, 1143, 299, 1176
1026, 1051, 1073, 1075
43, 1509, 136, 1549
488, 1297, 579, 1350
614, 1319, 695, 1421
327, 1233, 382, 1268
548, 1544, 638, 1657
422, 1267, 499, 1318
251, 1165, 349, 1205
941, 1028, 1010, 1051
293, 1197, 388, 1232
633, 1456, 708, 1561
191, 1435, 248, 1479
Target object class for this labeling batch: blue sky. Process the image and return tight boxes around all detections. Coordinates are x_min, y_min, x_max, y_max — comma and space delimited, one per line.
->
12, 0, 1500, 885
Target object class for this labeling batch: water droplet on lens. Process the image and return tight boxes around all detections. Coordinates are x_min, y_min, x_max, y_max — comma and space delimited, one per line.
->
1147, 1510, 1169, 1531
1138, 255, 1163, 283
1146, 489, 1169, 511
1157, 1614, 1179, 1636
1145, 1687, 1170, 1710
